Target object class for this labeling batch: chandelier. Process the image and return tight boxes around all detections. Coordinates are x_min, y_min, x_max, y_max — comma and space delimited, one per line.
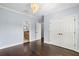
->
31, 3, 39, 13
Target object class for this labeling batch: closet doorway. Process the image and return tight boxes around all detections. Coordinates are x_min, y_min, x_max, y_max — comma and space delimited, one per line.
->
49, 16, 75, 50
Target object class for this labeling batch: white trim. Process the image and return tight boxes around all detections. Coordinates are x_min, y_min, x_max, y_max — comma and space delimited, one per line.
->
0, 39, 37, 49
0, 5, 33, 17
75, 50, 79, 52
74, 16, 79, 51
0, 42, 23, 49
44, 40, 49, 44
44, 41, 79, 53
72, 49, 79, 53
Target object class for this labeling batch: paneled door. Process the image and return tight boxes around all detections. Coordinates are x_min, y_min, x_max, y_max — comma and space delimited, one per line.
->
36, 23, 41, 40
49, 16, 74, 50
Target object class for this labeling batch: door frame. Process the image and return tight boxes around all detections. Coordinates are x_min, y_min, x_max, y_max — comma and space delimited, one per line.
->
74, 16, 79, 51
23, 21, 30, 43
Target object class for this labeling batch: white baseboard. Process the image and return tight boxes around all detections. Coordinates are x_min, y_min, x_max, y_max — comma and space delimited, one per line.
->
77, 50, 79, 52
0, 39, 37, 49
0, 42, 23, 49
44, 40, 49, 44
74, 50, 79, 52
44, 41, 79, 53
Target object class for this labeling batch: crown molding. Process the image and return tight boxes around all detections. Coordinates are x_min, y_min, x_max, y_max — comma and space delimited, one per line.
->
0, 5, 33, 17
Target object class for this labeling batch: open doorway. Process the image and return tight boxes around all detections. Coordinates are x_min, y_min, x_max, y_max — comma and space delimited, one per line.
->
35, 16, 44, 45
23, 21, 30, 43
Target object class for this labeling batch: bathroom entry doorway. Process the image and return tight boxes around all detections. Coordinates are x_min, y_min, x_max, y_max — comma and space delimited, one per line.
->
23, 21, 30, 43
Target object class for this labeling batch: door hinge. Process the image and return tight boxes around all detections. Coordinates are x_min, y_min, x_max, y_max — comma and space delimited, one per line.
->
74, 32, 76, 34
74, 18, 76, 21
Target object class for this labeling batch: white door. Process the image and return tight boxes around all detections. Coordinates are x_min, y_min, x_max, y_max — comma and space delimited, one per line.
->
36, 23, 41, 40
50, 16, 74, 50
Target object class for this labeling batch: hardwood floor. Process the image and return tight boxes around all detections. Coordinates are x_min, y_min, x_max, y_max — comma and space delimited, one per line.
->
0, 40, 79, 56
24, 31, 29, 42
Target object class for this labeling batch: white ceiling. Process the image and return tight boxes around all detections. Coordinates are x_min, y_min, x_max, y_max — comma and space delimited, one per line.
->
0, 3, 30, 12
0, 3, 79, 16
38, 3, 79, 15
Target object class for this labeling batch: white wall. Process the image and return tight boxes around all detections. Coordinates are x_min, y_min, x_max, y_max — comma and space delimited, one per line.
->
44, 5, 79, 52
0, 7, 39, 49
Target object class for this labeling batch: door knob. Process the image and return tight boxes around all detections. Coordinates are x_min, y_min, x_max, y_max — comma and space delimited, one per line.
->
57, 33, 63, 35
